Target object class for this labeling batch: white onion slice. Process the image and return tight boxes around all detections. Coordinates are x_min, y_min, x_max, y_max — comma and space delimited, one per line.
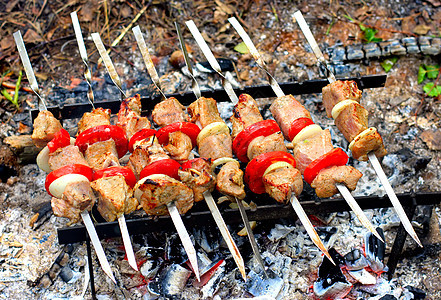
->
292, 124, 322, 145
37, 137, 76, 173
331, 100, 359, 120
349, 127, 377, 151
196, 122, 229, 145
49, 173, 89, 198
263, 161, 294, 177
210, 157, 239, 174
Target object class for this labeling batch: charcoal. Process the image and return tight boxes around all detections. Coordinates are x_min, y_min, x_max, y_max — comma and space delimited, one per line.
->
245, 268, 283, 298
405, 285, 426, 299
329, 46, 346, 62
390, 40, 407, 56
0, 164, 17, 182
402, 37, 419, 54
59, 266, 74, 283
165, 233, 189, 264
344, 248, 368, 270
393, 148, 431, 173
379, 41, 393, 56
346, 45, 364, 60
363, 43, 382, 58
140, 258, 163, 279
379, 295, 398, 300
365, 227, 386, 273
197, 59, 235, 73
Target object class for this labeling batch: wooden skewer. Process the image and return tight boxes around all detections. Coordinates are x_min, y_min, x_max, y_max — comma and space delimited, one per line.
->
293, 11, 422, 247
70, 23, 138, 271
131, 26, 202, 281
13, 30, 117, 283
228, 16, 384, 244
185, 19, 334, 264
176, 21, 260, 279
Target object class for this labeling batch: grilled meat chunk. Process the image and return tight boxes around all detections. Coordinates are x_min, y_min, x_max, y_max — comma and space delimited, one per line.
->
230, 94, 263, 138
178, 158, 215, 202
91, 176, 137, 222
322, 80, 362, 118
263, 167, 303, 203
293, 129, 334, 174
163, 131, 193, 163
135, 174, 194, 216
51, 180, 96, 223
311, 165, 362, 198
270, 95, 312, 140
32, 110, 63, 147
77, 107, 111, 134
350, 128, 387, 161
198, 132, 233, 160
152, 97, 188, 127
247, 132, 287, 161
187, 97, 223, 128
334, 102, 368, 142
118, 94, 151, 139
128, 136, 169, 178
216, 161, 246, 200
48, 145, 89, 170
85, 139, 120, 171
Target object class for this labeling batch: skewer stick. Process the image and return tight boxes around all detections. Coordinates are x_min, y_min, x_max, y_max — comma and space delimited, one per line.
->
91, 33, 127, 98
75, 29, 139, 270
14, 30, 117, 282
131, 25, 201, 280
185, 20, 333, 264
175, 21, 250, 279
228, 16, 384, 243
293, 11, 422, 247
70, 11, 95, 109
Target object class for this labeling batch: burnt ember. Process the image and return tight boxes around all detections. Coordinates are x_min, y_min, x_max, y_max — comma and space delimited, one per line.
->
365, 227, 386, 273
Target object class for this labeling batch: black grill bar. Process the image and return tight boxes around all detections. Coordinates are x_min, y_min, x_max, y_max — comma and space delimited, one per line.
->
58, 191, 439, 244
31, 75, 386, 121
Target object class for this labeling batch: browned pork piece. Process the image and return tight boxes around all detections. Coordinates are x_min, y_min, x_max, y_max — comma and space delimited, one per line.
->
322, 80, 387, 161
152, 97, 188, 127
48, 144, 89, 170
311, 165, 362, 198
231, 93, 303, 201
230, 94, 263, 138
32, 110, 63, 147
85, 140, 120, 171
270, 94, 311, 140
178, 158, 215, 202
134, 174, 194, 216
117, 94, 151, 139
188, 97, 245, 199
163, 131, 192, 163
77, 107, 111, 134
188, 97, 224, 127
321, 80, 362, 118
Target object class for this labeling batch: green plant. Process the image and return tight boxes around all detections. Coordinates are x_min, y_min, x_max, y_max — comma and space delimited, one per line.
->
344, 15, 383, 43
1, 70, 22, 109
418, 64, 440, 97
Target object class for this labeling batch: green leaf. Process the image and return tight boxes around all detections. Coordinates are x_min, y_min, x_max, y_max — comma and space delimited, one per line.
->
418, 65, 427, 84
1, 89, 12, 101
425, 64, 439, 79
234, 42, 249, 54
362, 28, 379, 43
380, 57, 398, 73
423, 82, 441, 97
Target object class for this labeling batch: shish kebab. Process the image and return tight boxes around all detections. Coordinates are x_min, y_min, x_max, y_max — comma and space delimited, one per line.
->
293, 11, 422, 247
70, 11, 138, 271
131, 25, 247, 280
175, 21, 267, 277
227, 17, 383, 242
185, 20, 335, 263
13, 31, 117, 283
90, 32, 201, 281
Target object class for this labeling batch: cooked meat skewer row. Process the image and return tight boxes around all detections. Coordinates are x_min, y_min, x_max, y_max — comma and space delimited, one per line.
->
228, 17, 384, 242
186, 20, 335, 263
14, 30, 117, 283
293, 11, 422, 247
133, 25, 248, 280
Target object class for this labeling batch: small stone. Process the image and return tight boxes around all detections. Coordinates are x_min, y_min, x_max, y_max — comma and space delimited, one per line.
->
38, 275, 52, 289
48, 263, 61, 279
421, 130, 441, 150
59, 266, 74, 283
169, 50, 185, 69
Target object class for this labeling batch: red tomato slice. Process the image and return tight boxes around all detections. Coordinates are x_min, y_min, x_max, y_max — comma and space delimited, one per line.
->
139, 159, 181, 180
303, 148, 349, 184
156, 122, 200, 148
128, 129, 157, 153
45, 164, 93, 197
245, 151, 296, 194
232, 120, 281, 163
288, 117, 315, 141
181, 158, 204, 170
93, 166, 137, 188
47, 128, 71, 153
75, 125, 128, 158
